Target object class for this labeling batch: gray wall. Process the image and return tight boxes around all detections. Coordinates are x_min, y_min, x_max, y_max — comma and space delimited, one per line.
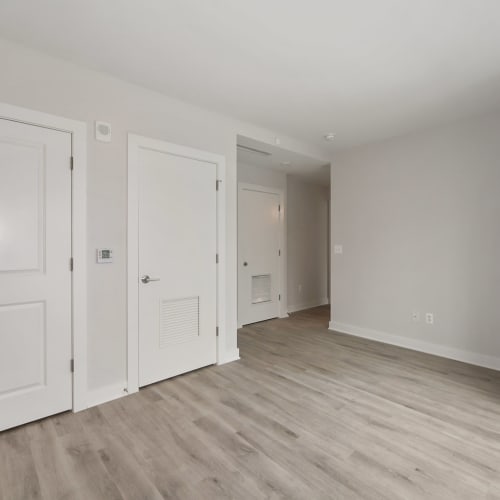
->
330, 111, 500, 367
287, 176, 329, 312
0, 39, 329, 401
237, 161, 287, 191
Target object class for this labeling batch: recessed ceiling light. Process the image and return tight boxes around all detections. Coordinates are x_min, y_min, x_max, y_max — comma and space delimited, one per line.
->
280, 161, 291, 167
324, 133, 336, 142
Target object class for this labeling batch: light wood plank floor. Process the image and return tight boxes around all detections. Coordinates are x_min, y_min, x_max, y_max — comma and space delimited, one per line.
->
2, 306, 500, 499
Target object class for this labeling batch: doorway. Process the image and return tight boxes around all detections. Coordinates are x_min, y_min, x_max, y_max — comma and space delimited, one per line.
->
237, 135, 331, 327
238, 183, 284, 326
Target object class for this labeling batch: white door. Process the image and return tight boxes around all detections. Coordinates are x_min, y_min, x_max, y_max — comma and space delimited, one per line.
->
238, 185, 281, 326
0, 119, 72, 431
138, 147, 217, 387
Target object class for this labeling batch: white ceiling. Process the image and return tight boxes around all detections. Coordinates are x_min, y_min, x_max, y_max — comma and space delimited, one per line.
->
237, 136, 330, 186
1, 1, 500, 150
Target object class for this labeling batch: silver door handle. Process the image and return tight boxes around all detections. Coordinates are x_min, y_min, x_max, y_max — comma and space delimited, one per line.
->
141, 275, 160, 284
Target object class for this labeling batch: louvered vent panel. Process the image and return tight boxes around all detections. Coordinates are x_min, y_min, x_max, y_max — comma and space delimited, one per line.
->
159, 296, 199, 348
252, 274, 272, 304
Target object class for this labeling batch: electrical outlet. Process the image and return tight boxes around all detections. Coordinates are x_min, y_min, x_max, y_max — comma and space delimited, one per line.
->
334, 244, 343, 255
425, 313, 434, 325
412, 312, 420, 322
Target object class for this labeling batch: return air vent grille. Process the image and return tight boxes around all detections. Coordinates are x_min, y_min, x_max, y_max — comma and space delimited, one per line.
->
160, 296, 199, 348
252, 274, 272, 304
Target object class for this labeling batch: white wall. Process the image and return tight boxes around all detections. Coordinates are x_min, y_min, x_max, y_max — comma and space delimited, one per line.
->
287, 176, 329, 312
330, 111, 500, 369
0, 39, 329, 403
237, 161, 287, 191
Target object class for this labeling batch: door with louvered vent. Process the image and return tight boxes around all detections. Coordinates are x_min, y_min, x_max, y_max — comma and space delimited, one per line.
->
138, 148, 217, 387
238, 185, 281, 326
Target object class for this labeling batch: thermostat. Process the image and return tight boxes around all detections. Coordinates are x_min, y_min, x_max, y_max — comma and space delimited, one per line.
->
96, 248, 113, 264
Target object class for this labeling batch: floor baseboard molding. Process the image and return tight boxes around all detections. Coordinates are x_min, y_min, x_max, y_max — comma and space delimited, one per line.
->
86, 381, 128, 409
86, 349, 240, 409
329, 321, 500, 372
288, 297, 329, 314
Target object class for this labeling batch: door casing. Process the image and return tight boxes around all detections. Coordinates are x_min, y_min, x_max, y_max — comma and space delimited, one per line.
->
127, 134, 227, 395
0, 101, 87, 412
237, 182, 288, 327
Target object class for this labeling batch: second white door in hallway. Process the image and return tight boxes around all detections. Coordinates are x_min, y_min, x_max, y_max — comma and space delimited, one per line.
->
238, 184, 282, 326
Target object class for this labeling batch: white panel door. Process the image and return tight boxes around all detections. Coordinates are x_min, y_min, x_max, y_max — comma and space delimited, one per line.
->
138, 147, 217, 387
238, 186, 281, 326
0, 119, 72, 431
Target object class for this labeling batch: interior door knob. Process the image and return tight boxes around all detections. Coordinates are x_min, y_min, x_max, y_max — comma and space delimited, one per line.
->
141, 275, 160, 284
243, 262, 248, 267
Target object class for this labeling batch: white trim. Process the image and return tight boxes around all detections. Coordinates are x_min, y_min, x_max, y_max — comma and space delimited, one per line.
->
288, 297, 329, 314
127, 136, 140, 394
70, 119, 88, 412
330, 321, 500, 372
87, 381, 127, 409
218, 348, 241, 365
0, 102, 88, 412
237, 182, 287, 323
127, 134, 228, 395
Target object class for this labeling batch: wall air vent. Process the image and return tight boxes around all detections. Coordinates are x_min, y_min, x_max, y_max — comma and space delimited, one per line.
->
252, 274, 272, 304
159, 296, 199, 348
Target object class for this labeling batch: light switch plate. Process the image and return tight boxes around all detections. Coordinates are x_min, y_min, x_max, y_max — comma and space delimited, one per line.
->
96, 248, 113, 264
334, 244, 343, 255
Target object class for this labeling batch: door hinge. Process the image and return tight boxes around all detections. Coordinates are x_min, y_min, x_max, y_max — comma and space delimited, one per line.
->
216, 326, 219, 337
69, 257, 74, 272
216, 179, 221, 191
278, 204, 281, 212
70, 359, 74, 373
70, 156, 74, 170
278, 294, 281, 301
278, 249, 281, 256
216, 254, 219, 264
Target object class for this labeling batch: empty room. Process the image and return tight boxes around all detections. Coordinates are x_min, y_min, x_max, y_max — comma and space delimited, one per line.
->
1, 1, 500, 499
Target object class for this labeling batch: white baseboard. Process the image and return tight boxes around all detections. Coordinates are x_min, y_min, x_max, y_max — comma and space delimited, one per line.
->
288, 297, 329, 314
86, 350, 240, 409
218, 348, 240, 365
86, 381, 128, 409
329, 321, 500, 372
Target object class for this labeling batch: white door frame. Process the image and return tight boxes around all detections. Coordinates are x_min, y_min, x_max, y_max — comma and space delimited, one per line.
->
0, 102, 88, 412
127, 134, 226, 394
238, 182, 288, 326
